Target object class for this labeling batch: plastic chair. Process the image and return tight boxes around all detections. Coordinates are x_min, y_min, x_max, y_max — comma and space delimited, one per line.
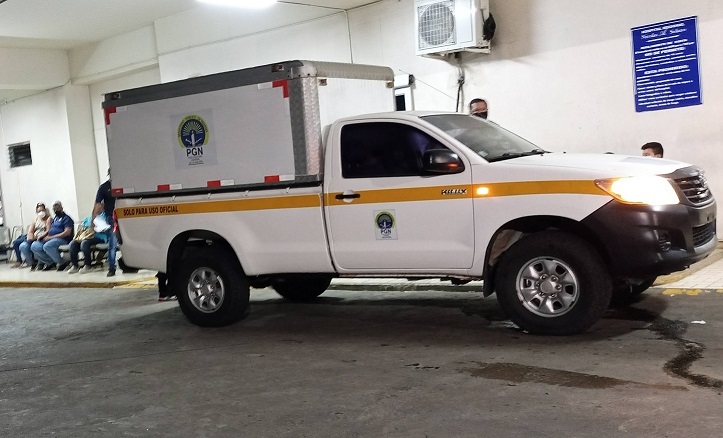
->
0, 226, 11, 262
7, 225, 28, 263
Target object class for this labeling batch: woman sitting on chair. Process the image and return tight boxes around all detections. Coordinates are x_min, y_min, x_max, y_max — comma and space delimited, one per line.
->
14, 202, 52, 269
66, 214, 109, 274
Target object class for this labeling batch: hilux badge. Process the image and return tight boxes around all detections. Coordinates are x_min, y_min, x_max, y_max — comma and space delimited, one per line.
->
441, 188, 467, 195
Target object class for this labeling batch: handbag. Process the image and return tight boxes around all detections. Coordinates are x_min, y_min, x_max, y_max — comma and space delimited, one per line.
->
73, 226, 95, 242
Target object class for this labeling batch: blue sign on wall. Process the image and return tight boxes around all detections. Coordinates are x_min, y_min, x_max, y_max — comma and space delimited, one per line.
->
631, 16, 702, 112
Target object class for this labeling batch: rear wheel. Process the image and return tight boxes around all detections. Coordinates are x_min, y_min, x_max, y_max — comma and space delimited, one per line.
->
495, 231, 611, 335
273, 276, 332, 302
174, 247, 250, 327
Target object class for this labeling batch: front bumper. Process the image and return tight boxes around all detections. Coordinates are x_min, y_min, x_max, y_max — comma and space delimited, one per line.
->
581, 199, 717, 278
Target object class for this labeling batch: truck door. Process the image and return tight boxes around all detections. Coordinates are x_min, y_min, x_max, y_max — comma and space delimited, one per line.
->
325, 121, 474, 272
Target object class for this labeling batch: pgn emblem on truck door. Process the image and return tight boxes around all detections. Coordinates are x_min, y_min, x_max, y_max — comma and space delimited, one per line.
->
374, 210, 398, 240
174, 112, 216, 168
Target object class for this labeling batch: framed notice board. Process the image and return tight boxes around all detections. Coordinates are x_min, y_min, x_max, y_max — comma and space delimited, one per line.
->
631, 16, 702, 112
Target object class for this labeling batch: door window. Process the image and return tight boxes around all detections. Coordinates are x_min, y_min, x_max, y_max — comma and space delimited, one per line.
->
340, 122, 449, 178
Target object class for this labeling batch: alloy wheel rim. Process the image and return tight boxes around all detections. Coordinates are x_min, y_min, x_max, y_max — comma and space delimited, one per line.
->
187, 267, 225, 313
515, 256, 579, 318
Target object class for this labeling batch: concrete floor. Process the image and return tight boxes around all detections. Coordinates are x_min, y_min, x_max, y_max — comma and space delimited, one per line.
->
1, 285, 721, 437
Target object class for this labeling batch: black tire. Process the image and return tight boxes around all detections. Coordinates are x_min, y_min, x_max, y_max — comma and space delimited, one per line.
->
273, 276, 332, 302
495, 231, 612, 335
173, 247, 250, 327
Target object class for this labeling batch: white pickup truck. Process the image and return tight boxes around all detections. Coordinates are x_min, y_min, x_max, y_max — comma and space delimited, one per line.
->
104, 60, 717, 335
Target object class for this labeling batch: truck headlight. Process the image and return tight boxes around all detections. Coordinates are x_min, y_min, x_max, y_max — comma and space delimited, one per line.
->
595, 176, 679, 205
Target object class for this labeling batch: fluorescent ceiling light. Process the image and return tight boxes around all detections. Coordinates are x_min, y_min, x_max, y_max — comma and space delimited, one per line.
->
198, 0, 277, 9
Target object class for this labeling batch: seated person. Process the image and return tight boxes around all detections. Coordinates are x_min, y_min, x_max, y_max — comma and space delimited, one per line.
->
30, 201, 74, 271
15, 202, 52, 270
67, 215, 109, 274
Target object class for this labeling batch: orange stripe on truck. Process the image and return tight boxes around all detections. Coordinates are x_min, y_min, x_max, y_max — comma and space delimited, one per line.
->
477, 180, 605, 197
116, 194, 321, 219
325, 180, 605, 206
117, 180, 605, 218
325, 185, 474, 206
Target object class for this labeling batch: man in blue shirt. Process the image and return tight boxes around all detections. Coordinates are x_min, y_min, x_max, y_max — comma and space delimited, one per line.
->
93, 169, 117, 277
31, 200, 74, 271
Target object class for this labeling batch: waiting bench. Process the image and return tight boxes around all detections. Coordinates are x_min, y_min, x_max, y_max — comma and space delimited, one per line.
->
4, 223, 109, 268
57, 223, 109, 268
58, 241, 109, 268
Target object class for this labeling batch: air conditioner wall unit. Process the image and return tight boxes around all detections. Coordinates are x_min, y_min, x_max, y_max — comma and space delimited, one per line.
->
415, 0, 491, 56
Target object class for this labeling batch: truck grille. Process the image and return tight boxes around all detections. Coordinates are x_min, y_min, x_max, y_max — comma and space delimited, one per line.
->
692, 222, 716, 247
674, 172, 712, 205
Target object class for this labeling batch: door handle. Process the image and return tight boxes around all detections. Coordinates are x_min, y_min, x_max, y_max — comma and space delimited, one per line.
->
335, 191, 361, 200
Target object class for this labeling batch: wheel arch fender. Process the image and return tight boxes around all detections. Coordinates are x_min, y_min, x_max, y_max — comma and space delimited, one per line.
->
166, 229, 244, 278
482, 215, 612, 297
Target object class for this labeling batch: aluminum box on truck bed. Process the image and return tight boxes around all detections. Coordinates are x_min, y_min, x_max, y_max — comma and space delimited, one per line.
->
103, 60, 395, 197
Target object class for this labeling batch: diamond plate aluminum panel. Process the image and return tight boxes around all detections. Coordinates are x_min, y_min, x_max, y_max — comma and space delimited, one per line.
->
289, 77, 323, 177
291, 61, 394, 82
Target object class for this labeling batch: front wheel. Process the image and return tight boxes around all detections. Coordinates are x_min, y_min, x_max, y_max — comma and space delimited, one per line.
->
495, 231, 612, 335
174, 247, 250, 327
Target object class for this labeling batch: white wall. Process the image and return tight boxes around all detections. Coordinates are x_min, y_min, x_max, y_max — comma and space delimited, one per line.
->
70, 26, 158, 84
0, 88, 79, 228
64, 84, 101, 219
157, 13, 351, 82
0, 47, 69, 93
153, 3, 335, 55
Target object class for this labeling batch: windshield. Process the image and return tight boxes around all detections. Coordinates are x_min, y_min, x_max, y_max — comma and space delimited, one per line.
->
421, 114, 545, 162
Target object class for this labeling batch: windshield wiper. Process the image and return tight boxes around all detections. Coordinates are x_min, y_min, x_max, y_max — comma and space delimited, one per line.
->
487, 149, 548, 162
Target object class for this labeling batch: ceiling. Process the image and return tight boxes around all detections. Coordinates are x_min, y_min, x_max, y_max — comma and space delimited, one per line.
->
0, 0, 380, 50
0, 0, 380, 102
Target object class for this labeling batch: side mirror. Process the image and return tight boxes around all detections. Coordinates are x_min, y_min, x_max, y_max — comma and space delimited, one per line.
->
422, 149, 465, 174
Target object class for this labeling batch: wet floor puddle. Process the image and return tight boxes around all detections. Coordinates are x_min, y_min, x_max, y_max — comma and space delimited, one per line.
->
604, 305, 723, 389
460, 362, 687, 391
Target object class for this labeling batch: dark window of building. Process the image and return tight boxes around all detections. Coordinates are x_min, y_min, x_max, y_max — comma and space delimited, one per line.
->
395, 94, 406, 111
9, 142, 32, 168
